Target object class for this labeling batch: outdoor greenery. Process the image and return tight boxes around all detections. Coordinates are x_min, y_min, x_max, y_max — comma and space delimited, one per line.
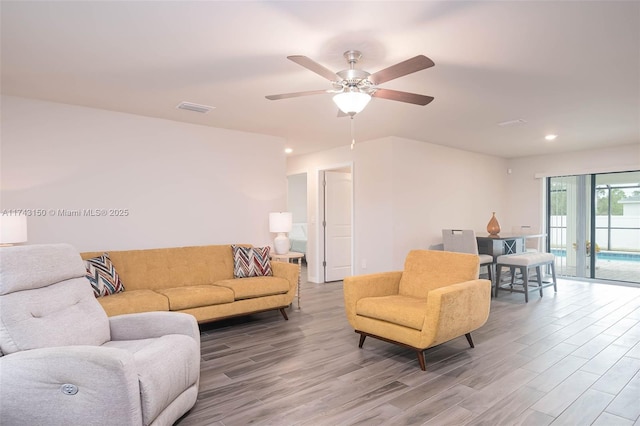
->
550, 184, 638, 216
596, 188, 627, 215
550, 185, 568, 215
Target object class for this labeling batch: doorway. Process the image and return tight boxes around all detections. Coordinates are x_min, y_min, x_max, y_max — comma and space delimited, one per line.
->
320, 166, 353, 282
286, 173, 307, 262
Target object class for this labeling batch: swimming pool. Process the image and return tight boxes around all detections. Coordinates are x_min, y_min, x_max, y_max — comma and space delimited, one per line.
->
551, 249, 640, 262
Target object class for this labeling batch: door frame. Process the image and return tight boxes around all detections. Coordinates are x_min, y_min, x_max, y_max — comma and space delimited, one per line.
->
317, 162, 354, 283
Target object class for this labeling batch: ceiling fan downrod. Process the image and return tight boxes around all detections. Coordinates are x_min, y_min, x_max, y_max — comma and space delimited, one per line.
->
337, 50, 371, 90
344, 50, 362, 68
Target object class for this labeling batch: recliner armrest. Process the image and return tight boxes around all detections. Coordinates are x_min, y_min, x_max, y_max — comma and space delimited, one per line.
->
343, 271, 403, 328
109, 311, 200, 344
0, 346, 142, 425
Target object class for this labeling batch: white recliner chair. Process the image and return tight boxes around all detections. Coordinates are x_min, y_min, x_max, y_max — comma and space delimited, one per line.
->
0, 243, 201, 426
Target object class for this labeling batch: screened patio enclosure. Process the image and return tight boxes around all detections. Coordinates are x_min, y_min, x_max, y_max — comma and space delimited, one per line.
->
548, 170, 640, 284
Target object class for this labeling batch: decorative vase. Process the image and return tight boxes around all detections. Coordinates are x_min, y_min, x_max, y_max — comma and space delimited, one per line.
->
487, 212, 501, 235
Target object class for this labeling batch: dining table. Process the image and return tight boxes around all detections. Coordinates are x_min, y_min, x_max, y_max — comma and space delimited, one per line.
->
475, 232, 544, 262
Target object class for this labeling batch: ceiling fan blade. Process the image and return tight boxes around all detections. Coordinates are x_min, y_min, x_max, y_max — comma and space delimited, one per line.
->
265, 89, 330, 100
369, 55, 435, 85
287, 55, 340, 81
372, 88, 434, 106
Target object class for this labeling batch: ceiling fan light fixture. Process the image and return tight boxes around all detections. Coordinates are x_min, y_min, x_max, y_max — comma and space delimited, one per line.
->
333, 91, 371, 114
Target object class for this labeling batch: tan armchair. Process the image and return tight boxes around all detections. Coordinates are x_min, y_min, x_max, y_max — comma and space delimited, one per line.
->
344, 250, 491, 370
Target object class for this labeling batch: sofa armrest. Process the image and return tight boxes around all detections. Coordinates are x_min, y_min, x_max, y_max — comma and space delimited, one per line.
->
271, 261, 299, 294
343, 271, 402, 328
109, 311, 200, 344
0, 346, 142, 425
421, 279, 491, 348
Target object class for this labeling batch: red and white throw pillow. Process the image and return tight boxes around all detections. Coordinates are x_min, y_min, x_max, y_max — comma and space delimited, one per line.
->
232, 245, 273, 278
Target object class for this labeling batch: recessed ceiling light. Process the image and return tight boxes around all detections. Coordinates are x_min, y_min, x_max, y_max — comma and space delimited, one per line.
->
284, 148, 293, 154
545, 134, 558, 141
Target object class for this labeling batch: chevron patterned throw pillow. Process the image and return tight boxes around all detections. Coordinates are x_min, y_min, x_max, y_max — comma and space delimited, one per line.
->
85, 253, 125, 297
232, 245, 273, 278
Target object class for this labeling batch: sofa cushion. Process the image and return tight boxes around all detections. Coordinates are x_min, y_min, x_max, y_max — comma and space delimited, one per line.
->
81, 245, 238, 291
356, 295, 427, 330
97, 290, 169, 317
155, 285, 234, 311
214, 276, 289, 300
232, 245, 272, 278
85, 253, 125, 297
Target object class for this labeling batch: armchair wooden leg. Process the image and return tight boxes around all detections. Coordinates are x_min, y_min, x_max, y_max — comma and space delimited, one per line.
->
416, 350, 426, 371
465, 333, 474, 348
279, 308, 288, 320
358, 332, 366, 348
355, 330, 438, 371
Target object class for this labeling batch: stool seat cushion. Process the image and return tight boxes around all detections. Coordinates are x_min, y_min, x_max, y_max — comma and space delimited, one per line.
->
496, 252, 554, 266
478, 254, 494, 265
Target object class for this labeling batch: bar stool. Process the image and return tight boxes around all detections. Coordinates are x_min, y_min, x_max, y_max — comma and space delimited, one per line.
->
495, 252, 557, 302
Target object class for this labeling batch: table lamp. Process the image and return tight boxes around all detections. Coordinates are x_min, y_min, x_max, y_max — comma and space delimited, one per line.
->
0, 215, 28, 246
269, 212, 292, 255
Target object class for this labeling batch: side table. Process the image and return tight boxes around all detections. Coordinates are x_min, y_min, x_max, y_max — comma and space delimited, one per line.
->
270, 251, 304, 310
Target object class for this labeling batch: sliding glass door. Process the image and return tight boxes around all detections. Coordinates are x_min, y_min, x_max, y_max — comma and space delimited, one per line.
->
548, 171, 640, 283
548, 175, 593, 278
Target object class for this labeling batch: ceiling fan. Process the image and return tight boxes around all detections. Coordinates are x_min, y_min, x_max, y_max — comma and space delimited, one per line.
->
266, 50, 435, 116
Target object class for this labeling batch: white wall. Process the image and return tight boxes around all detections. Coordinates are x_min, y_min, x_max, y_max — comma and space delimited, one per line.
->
389, 137, 508, 268
287, 137, 508, 279
8, 94, 633, 271
288, 136, 639, 281
1, 96, 288, 251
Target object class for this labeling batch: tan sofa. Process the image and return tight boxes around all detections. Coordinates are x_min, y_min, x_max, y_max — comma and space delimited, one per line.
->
80, 245, 299, 324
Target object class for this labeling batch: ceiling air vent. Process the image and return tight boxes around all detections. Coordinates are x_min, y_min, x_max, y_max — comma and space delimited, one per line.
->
176, 102, 215, 114
497, 118, 527, 127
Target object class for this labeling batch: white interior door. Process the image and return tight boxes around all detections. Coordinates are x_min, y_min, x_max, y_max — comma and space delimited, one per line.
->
324, 170, 352, 282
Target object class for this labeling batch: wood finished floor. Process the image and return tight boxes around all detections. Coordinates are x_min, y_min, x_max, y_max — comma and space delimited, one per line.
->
177, 273, 640, 426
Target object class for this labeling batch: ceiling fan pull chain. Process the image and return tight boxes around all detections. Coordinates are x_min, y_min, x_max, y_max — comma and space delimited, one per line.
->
350, 115, 356, 150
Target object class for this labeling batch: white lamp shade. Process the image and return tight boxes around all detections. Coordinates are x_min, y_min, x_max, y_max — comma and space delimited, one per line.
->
269, 212, 292, 254
333, 91, 371, 114
0, 215, 28, 244
269, 212, 292, 233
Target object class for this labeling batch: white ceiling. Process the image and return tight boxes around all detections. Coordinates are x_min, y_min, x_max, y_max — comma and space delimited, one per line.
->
2, 1, 639, 158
